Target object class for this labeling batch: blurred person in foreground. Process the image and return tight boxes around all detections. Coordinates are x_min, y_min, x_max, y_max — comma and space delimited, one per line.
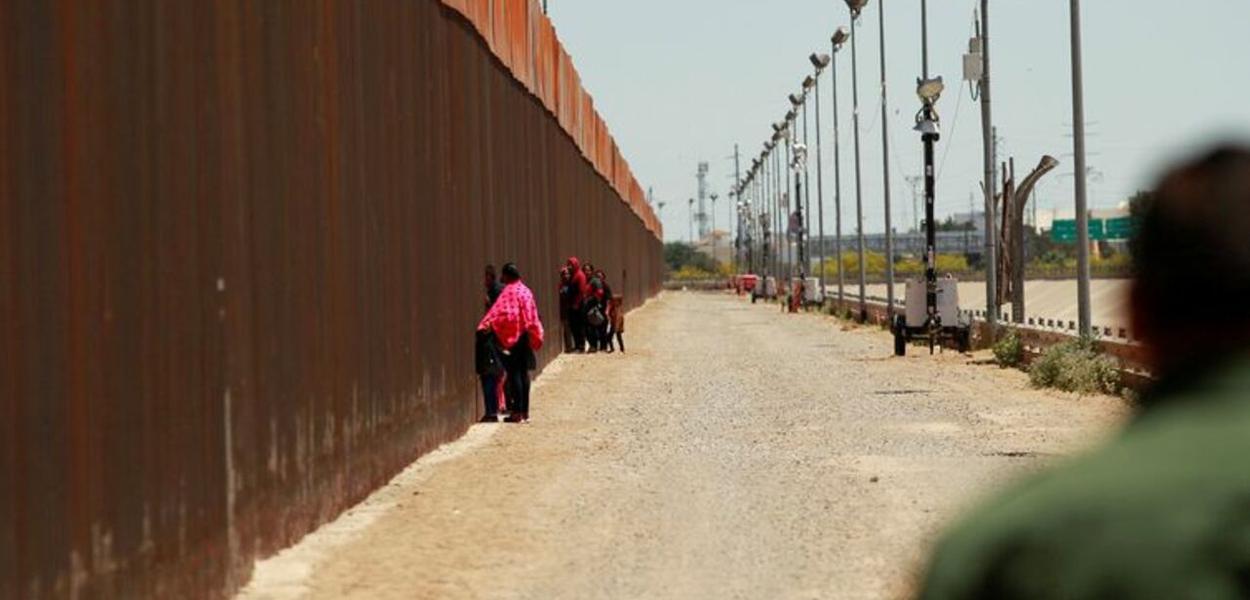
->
917, 145, 1250, 599
478, 262, 544, 424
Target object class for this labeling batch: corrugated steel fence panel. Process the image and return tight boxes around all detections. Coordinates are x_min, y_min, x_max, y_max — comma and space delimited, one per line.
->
0, 0, 663, 598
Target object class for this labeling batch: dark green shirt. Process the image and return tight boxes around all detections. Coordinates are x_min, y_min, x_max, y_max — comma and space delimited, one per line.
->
918, 356, 1250, 599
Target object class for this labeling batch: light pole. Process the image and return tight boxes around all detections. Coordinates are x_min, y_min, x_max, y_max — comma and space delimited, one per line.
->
782, 114, 794, 282
831, 27, 849, 307
846, 0, 868, 321
1069, 0, 1092, 336
803, 77, 815, 278
791, 142, 809, 278
916, 0, 945, 353
810, 52, 832, 297
711, 193, 720, 266
790, 92, 809, 278
877, 0, 896, 316
975, 0, 998, 335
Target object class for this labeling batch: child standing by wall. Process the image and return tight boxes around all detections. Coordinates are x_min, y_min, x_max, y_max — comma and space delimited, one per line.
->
607, 294, 625, 353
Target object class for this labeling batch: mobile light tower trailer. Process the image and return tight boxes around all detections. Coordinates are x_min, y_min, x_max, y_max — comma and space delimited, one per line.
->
892, 4, 972, 356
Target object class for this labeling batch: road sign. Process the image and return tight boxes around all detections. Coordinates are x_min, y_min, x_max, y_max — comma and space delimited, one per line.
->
1104, 216, 1134, 240
1051, 217, 1132, 243
1051, 219, 1077, 243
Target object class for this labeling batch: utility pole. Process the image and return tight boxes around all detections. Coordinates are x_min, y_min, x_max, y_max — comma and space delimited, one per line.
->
977, 2, 999, 336
715, 193, 725, 266
801, 90, 812, 278
878, 0, 896, 316
831, 29, 849, 307
735, 145, 742, 272
1069, 0, 1092, 336
916, 0, 944, 354
848, 2, 868, 322
812, 54, 830, 296
784, 124, 793, 282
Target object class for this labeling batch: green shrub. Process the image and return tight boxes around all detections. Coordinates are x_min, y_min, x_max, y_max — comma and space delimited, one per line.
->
1028, 336, 1120, 395
671, 265, 718, 281
992, 329, 1023, 368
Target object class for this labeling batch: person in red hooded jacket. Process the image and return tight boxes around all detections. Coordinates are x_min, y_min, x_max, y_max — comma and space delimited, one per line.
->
478, 262, 544, 423
566, 257, 589, 353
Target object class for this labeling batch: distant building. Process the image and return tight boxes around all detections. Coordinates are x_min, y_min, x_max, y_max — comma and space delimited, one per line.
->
693, 230, 734, 265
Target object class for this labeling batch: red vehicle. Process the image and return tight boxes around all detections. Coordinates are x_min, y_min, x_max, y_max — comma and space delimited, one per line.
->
739, 274, 759, 295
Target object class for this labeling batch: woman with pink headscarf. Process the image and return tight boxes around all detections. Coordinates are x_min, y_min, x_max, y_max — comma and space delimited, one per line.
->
477, 262, 544, 423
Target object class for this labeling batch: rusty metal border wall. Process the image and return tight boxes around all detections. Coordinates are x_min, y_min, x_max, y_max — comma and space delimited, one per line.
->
1, 1, 662, 597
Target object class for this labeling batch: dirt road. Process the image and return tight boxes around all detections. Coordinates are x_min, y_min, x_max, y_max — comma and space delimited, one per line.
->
237, 291, 1126, 600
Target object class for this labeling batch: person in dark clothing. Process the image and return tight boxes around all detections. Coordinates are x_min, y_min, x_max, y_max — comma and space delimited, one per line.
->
477, 264, 507, 421
595, 269, 613, 352
558, 266, 577, 353
474, 329, 504, 422
478, 263, 544, 424
607, 294, 625, 353
567, 257, 589, 352
584, 266, 605, 353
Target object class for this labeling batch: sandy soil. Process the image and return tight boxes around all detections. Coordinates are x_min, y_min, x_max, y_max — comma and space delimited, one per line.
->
236, 291, 1128, 600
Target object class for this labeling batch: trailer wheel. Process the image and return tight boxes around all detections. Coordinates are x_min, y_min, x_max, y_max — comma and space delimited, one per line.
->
957, 329, 971, 353
894, 331, 906, 356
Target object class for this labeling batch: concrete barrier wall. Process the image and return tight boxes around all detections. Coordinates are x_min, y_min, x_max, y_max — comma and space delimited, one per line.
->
0, 1, 661, 597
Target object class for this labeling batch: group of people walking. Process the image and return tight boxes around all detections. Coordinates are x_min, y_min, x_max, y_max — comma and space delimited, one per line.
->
559, 257, 625, 354
474, 257, 627, 424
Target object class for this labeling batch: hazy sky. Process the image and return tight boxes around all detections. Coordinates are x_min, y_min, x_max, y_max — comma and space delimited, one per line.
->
548, 1, 1250, 241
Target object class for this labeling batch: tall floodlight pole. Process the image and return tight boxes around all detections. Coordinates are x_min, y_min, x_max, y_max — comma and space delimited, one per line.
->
790, 90, 812, 278
847, 0, 869, 321
791, 140, 809, 279
783, 121, 793, 281
769, 146, 778, 279
916, 0, 945, 353
758, 170, 764, 275
766, 145, 776, 279
766, 146, 775, 279
770, 142, 780, 278
977, 0, 998, 336
831, 28, 849, 307
711, 193, 719, 264
878, 0, 896, 316
1069, 0, 1092, 336
802, 80, 814, 278
811, 52, 832, 297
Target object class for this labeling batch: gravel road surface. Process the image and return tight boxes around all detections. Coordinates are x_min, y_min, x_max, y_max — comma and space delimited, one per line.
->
238, 291, 1126, 600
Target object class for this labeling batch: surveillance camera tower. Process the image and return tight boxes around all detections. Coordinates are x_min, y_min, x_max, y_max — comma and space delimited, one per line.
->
696, 162, 710, 240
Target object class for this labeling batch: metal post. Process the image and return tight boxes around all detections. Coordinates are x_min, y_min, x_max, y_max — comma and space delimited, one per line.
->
770, 149, 778, 279
784, 131, 793, 282
979, 0, 998, 337
795, 148, 807, 277
763, 154, 772, 278
850, 8, 868, 321
711, 193, 719, 265
878, 0, 895, 316
1070, 0, 1092, 336
813, 68, 828, 296
802, 99, 812, 279
920, 0, 940, 353
831, 39, 845, 306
